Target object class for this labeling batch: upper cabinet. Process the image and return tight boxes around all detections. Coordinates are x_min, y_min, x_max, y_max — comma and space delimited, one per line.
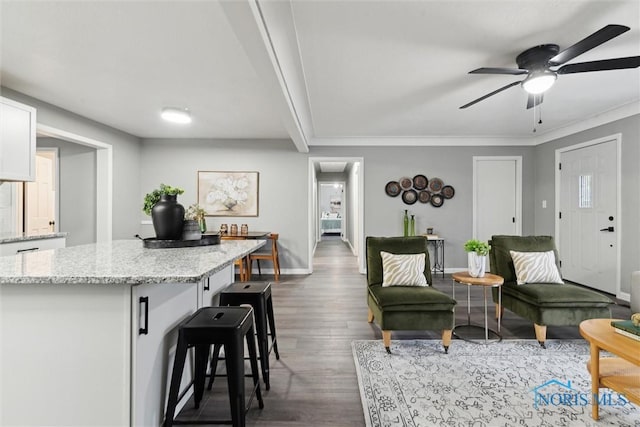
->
0, 96, 36, 181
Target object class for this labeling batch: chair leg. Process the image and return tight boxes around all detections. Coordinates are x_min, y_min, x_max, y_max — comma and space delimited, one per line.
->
495, 303, 504, 320
534, 323, 547, 348
442, 329, 452, 354
367, 308, 374, 323
382, 330, 391, 353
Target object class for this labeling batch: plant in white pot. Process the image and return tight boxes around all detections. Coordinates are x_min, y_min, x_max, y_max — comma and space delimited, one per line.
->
464, 239, 490, 278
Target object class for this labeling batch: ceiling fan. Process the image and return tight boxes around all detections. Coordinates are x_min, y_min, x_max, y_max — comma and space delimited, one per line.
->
460, 24, 640, 109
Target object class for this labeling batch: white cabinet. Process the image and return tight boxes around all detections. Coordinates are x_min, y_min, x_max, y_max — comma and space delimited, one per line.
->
132, 282, 199, 426
0, 236, 66, 256
0, 97, 36, 181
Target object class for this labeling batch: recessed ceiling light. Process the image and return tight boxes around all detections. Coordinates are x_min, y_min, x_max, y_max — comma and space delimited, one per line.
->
161, 107, 192, 124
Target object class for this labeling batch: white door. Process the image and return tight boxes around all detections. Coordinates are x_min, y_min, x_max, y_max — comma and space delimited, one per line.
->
25, 150, 56, 233
474, 157, 522, 244
559, 139, 617, 294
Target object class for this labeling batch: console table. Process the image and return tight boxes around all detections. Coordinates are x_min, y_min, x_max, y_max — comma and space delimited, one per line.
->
579, 318, 640, 420
425, 237, 444, 278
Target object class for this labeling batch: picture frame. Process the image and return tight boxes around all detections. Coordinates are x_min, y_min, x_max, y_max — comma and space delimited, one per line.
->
197, 171, 259, 217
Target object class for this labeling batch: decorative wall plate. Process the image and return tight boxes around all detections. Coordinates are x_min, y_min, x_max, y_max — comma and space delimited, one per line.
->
412, 174, 428, 190
429, 177, 444, 193
402, 189, 418, 205
399, 177, 413, 190
441, 185, 455, 199
418, 191, 431, 203
430, 194, 444, 207
385, 181, 401, 197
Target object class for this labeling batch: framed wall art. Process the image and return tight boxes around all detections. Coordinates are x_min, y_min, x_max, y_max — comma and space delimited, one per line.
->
197, 171, 259, 217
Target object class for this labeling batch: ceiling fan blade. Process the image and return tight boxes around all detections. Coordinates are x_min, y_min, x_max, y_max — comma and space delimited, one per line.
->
549, 24, 630, 66
526, 93, 544, 110
469, 67, 528, 75
459, 81, 521, 109
557, 56, 640, 74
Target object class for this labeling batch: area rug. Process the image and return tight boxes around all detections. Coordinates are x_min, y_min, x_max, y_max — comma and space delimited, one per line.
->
352, 339, 640, 427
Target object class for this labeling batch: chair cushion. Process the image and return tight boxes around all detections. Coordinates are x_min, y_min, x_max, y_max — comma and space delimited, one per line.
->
369, 285, 456, 311
510, 250, 563, 285
489, 235, 560, 284
501, 282, 613, 307
380, 251, 427, 287
366, 236, 432, 286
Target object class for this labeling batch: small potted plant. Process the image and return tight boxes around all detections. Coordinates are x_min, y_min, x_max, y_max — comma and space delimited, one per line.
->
143, 184, 185, 240
185, 203, 207, 234
464, 239, 490, 277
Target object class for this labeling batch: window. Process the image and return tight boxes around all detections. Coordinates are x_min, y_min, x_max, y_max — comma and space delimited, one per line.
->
578, 174, 593, 208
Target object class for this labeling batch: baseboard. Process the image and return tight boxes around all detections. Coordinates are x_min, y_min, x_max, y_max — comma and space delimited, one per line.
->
618, 291, 630, 302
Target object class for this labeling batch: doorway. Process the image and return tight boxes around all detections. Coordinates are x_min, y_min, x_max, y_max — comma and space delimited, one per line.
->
556, 135, 620, 295
24, 148, 59, 234
319, 182, 344, 240
308, 157, 365, 274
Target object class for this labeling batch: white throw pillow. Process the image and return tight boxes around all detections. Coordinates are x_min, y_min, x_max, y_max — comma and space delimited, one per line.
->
509, 250, 564, 285
380, 251, 428, 287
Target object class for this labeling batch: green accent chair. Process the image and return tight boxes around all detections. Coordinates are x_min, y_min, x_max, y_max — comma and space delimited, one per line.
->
489, 235, 613, 348
366, 236, 457, 353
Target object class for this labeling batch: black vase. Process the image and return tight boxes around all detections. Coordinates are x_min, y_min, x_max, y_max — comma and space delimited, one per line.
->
151, 194, 185, 240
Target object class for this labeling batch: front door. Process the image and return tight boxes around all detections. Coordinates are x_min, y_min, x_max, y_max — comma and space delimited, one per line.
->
559, 138, 618, 294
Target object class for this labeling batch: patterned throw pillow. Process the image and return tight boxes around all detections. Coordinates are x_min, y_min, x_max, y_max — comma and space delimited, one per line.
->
509, 250, 564, 285
380, 251, 428, 287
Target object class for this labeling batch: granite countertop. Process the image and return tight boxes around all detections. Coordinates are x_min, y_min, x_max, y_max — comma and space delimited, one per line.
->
0, 232, 68, 244
0, 239, 264, 285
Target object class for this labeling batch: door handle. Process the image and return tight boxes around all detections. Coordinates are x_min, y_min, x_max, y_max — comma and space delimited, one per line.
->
139, 296, 149, 335
599, 226, 614, 232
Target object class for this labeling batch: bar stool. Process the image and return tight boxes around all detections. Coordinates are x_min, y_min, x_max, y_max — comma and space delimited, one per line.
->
164, 306, 263, 427
209, 281, 280, 391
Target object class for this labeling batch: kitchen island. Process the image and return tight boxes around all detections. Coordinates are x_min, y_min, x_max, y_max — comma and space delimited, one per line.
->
0, 238, 264, 427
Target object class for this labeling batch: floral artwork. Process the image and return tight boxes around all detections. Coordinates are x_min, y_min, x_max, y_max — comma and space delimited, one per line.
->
197, 171, 259, 216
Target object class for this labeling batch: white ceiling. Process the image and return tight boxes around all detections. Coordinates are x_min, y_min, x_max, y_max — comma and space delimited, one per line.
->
1, 0, 639, 152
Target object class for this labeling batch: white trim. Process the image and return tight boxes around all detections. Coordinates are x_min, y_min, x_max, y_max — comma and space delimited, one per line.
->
472, 156, 522, 239
37, 124, 113, 242
311, 136, 534, 147
534, 102, 639, 145
618, 292, 630, 303
555, 133, 622, 298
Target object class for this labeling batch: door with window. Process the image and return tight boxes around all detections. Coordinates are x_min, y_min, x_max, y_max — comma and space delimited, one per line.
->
559, 139, 618, 294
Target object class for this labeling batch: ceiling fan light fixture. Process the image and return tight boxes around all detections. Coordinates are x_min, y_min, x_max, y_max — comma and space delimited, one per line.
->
522, 71, 557, 94
161, 107, 192, 124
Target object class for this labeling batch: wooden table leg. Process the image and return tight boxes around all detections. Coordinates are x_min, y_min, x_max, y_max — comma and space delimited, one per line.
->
590, 343, 600, 420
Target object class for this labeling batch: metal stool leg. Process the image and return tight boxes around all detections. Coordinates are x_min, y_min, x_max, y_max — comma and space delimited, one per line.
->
266, 295, 280, 360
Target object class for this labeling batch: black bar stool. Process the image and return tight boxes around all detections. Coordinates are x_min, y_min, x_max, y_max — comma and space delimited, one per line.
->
210, 282, 280, 390
164, 306, 263, 427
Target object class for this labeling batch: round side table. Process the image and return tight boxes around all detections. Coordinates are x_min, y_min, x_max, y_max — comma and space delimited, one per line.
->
451, 271, 504, 343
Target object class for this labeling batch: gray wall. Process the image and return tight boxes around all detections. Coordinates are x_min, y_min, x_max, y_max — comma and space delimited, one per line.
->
0, 88, 142, 240
309, 145, 536, 270
139, 139, 309, 272
37, 138, 97, 247
533, 114, 640, 294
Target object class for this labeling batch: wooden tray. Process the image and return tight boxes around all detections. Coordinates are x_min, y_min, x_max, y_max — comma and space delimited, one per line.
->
142, 234, 220, 249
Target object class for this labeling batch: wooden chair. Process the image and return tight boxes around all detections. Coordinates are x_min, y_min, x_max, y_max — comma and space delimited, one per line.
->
249, 234, 280, 282
234, 257, 249, 282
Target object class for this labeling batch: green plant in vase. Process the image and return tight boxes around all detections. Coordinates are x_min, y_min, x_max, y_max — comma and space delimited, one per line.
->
464, 239, 490, 278
143, 184, 185, 240
186, 203, 207, 233
143, 184, 185, 215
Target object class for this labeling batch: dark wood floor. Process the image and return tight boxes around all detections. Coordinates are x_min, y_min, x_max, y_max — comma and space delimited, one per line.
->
174, 237, 631, 426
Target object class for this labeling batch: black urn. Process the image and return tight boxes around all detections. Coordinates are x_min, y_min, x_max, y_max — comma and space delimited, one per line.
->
151, 194, 185, 240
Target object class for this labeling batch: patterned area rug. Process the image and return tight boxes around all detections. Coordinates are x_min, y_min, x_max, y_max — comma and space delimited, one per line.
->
352, 339, 640, 427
